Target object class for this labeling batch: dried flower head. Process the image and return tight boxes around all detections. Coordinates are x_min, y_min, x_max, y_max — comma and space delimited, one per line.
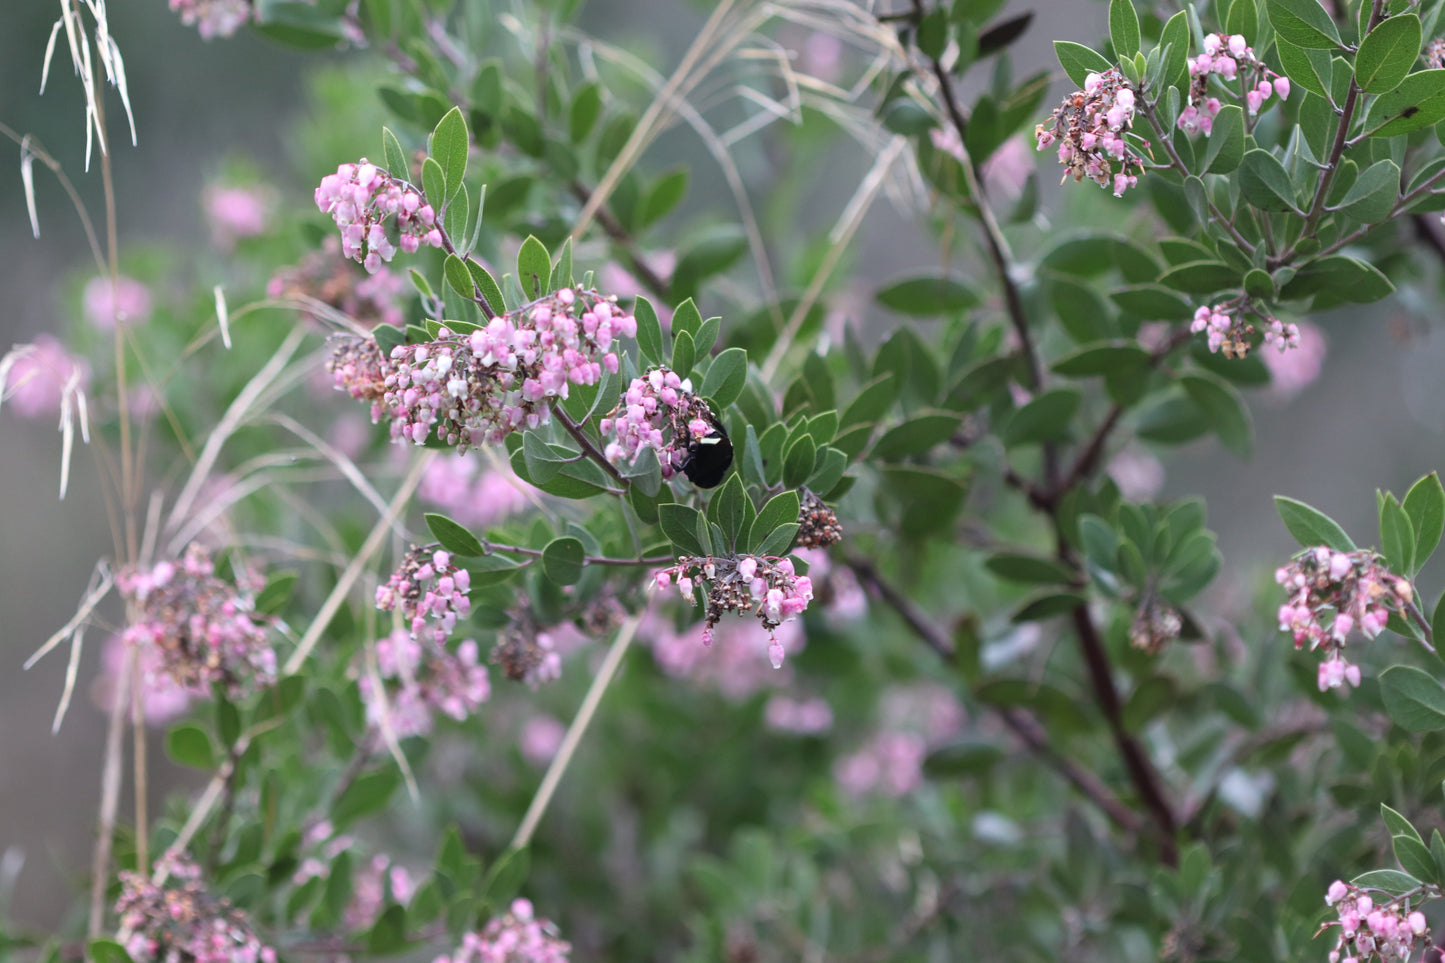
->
1034, 68, 1147, 197
117, 852, 276, 963
796, 489, 842, 549
1129, 600, 1182, 655
115, 544, 276, 698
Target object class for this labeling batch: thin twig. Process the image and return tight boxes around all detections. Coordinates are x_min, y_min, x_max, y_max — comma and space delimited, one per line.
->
845, 555, 1144, 835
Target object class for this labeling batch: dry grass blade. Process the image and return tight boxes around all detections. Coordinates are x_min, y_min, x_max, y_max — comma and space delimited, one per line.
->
282, 452, 432, 675
165, 326, 307, 539
214, 285, 232, 349
24, 559, 113, 671
20, 142, 39, 239
761, 135, 907, 381
266, 412, 411, 540
362, 641, 421, 801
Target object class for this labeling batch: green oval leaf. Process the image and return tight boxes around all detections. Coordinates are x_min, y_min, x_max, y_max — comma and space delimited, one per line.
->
425, 512, 487, 557
1238, 149, 1300, 212
634, 297, 665, 365
1273, 495, 1357, 552
875, 275, 978, 316
1054, 41, 1113, 88
1265, 0, 1341, 48
517, 235, 551, 300
541, 537, 585, 586
1203, 103, 1245, 174
1404, 472, 1445, 568
1003, 389, 1082, 446
1338, 159, 1401, 223
1109, 0, 1141, 57
165, 723, 215, 770
1366, 69, 1445, 136
430, 107, 469, 201
1355, 14, 1422, 94
700, 347, 748, 409
1180, 372, 1252, 458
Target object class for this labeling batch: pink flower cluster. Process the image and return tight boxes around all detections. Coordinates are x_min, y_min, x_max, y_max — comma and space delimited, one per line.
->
647, 612, 806, 700
269, 239, 407, 329
1321, 880, 1429, 963
1179, 34, 1291, 134
204, 183, 270, 250
375, 546, 472, 646
315, 160, 443, 274
763, 694, 834, 734
115, 544, 276, 698
1034, 68, 1147, 197
1276, 547, 1415, 692
93, 633, 198, 726
1191, 303, 1300, 359
1428, 37, 1445, 71
1262, 321, 1326, 401
437, 900, 570, 963
1, 335, 91, 419
653, 554, 815, 669
419, 457, 531, 530
117, 852, 276, 963
600, 367, 715, 479
834, 683, 965, 799
359, 627, 490, 738
328, 288, 635, 449
84, 275, 153, 329
293, 826, 416, 931
168, 0, 251, 39
491, 620, 565, 689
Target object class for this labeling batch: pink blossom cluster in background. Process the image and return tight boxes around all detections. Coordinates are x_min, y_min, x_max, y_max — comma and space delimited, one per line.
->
1034, 67, 1146, 197
204, 183, 271, 249
763, 694, 833, 735
654, 554, 815, 668
599, 250, 676, 301
168, 0, 251, 39
419, 456, 531, 529
359, 627, 490, 738
1276, 547, 1416, 692
327, 288, 636, 449
834, 684, 965, 799
1179, 33, 1290, 135
92, 633, 198, 726
491, 620, 572, 689
437, 900, 570, 963
647, 613, 806, 701
115, 543, 276, 699
83, 275, 153, 329
375, 546, 472, 646
789, 548, 867, 624
1262, 321, 1326, 400
1322, 879, 1428, 963
0, 335, 91, 419
293, 827, 416, 931
117, 851, 276, 963
269, 239, 407, 329
315, 160, 443, 273
600, 367, 715, 480
518, 714, 567, 767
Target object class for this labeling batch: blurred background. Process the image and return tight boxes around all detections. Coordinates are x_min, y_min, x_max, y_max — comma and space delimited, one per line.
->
0, 0, 1439, 932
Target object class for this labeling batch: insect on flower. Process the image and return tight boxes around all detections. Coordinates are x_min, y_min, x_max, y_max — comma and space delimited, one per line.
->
680, 413, 733, 488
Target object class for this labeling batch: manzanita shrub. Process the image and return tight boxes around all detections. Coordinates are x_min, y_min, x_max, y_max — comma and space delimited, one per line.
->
15, 0, 1445, 958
